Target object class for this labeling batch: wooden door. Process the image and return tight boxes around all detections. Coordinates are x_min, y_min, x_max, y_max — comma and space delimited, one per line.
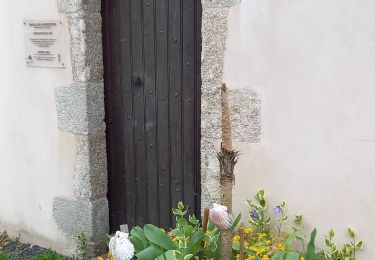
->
102, 0, 202, 231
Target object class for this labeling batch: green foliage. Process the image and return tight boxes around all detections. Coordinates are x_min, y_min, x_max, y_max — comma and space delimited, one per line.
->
271, 251, 300, 260
304, 229, 323, 260
233, 190, 304, 259
321, 227, 363, 260
31, 249, 68, 260
0, 251, 11, 260
275, 201, 288, 238
247, 189, 271, 233
75, 231, 89, 260
129, 201, 220, 260
270, 229, 324, 260
127, 189, 365, 260
204, 221, 221, 260
292, 215, 306, 252
232, 189, 364, 260
271, 233, 300, 260
144, 225, 176, 251
230, 213, 242, 232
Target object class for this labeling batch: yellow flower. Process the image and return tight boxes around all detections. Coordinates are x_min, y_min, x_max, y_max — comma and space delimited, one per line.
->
258, 233, 267, 239
300, 256, 305, 260
97, 257, 104, 260
261, 255, 270, 260
277, 243, 285, 251
256, 248, 265, 255
233, 235, 241, 242
244, 227, 253, 234
235, 253, 240, 259
107, 251, 115, 260
249, 246, 265, 256
265, 240, 271, 245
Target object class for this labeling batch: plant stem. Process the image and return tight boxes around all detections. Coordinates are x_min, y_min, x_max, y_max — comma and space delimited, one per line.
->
260, 211, 264, 233
278, 222, 282, 238
302, 240, 305, 253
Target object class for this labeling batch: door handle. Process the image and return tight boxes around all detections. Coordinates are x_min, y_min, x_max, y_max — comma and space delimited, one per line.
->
132, 76, 142, 86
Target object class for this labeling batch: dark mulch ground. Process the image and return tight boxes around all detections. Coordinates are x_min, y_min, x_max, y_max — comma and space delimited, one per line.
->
2, 241, 48, 260
0, 231, 49, 260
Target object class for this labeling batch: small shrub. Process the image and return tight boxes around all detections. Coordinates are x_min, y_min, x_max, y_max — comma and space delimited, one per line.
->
76, 231, 89, 260
321, 227, 363, 260
128, 201, 223, 259
124, 189, 364, 260
232, 189, 364, 260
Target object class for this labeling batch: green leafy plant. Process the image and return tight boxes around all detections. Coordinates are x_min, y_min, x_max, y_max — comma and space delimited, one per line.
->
321, 227, 363, 260
129, 201, 221, 259
274, 201, 288, 238
127, 189, 365, 260
247, 189, 271, 233
271, 232, 300, 260
231, 189, 364, 260
75, 231, 89, 260
31, 249, 68, 260
270, 229, 324, 260
232, 190, 302, 259
304, 228, 323, 260
171, 201, 202, 253
292, 215, 306, 252
204, 221, 221, 260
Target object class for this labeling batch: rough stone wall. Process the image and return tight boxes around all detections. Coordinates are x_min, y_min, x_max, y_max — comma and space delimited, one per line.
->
200, 0, 261, 210
54, 0, 108, 255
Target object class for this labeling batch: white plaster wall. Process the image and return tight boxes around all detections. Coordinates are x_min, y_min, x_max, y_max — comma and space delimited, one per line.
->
0, 0, 75, 250
224, 1, 375, 258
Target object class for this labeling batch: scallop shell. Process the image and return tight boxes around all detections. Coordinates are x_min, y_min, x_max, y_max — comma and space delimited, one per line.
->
209, 203, 233, 230
109, 231, 135, 260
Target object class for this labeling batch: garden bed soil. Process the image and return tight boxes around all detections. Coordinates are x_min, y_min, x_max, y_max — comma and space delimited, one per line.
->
2, 240, 48, 260
0, 231, 49, 260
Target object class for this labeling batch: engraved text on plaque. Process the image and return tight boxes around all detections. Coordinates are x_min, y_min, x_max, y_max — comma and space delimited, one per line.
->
24, 20, 66, 68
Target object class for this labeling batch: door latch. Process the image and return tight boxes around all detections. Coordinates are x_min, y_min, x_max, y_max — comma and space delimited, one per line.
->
132, 76, 142, 86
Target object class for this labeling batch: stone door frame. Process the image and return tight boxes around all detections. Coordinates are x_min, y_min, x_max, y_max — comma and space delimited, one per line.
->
53, 0, 249, 254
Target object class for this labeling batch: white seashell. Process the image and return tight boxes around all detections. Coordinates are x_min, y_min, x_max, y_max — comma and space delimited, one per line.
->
109, 231, 135, 260
209, 203, 233, 230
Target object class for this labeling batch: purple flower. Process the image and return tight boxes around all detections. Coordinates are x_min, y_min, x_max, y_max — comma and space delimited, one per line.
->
273, 206, 282, 214
250, 209, 259, 220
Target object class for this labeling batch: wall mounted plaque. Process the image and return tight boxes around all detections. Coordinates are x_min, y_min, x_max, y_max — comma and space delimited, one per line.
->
24, 20, 66, 68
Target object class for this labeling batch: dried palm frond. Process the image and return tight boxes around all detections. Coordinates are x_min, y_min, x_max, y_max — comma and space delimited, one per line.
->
0, 231, 9, 249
